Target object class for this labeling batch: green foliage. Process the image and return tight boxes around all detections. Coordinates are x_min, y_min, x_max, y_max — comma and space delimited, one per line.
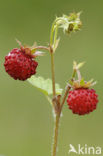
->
28, 76, 63, 96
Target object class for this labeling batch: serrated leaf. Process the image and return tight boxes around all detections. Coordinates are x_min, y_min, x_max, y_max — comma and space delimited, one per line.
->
28, 76, 63, 95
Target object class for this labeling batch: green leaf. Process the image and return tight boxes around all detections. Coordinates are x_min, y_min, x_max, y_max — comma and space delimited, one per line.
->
27, 76, 63, 95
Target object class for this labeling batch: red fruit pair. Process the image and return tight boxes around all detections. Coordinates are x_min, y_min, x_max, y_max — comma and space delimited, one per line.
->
67, 88, 98, 115
4, 48, 99, 116
4, 48, 38, 80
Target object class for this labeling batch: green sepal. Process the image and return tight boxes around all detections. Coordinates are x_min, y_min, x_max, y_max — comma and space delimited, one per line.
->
69, 80, 73, 85
77, 62, 85, 69
80, 78, 85, 86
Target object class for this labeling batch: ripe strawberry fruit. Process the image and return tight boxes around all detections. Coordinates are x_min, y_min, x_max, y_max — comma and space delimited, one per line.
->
4, 48, 38, 80
67, 88, 98, 115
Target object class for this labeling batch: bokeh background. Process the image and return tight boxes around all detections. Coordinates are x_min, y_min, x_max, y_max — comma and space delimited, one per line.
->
0, 0, 103, 156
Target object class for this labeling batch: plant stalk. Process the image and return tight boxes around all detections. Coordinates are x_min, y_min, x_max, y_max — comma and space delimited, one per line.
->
60, 86, 71, 111
50, 51, 56, 97
52, 114, 60, 156
49, 20, 61, 156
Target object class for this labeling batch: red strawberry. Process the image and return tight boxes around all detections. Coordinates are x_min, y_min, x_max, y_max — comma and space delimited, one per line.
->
4, 48, 38, 80
67, 88, 98, 115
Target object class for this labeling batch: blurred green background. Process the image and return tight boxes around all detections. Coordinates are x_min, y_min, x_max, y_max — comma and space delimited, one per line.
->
0, 0, 103, 156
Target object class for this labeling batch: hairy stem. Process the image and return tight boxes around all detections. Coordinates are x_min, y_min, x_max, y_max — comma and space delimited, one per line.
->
52, 114, 60, 156
50, 21, 59, 156
50, 20, 60, 156
60, 70, 77, 111
60, 86, 71, 111
50, 51, 56, 97
51, 86, 71, 156
50, 20, 58, 97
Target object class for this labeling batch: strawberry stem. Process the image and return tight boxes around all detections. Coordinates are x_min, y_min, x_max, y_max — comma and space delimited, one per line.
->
60, 85, 71, 111
50, 20, 59, 156
52, 114, 60, 156
50, 51, 56, 97
50, 14, 82, 156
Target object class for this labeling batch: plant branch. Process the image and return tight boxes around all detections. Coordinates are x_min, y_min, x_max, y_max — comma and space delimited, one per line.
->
60, 69, 77, 112
50, 51, 56, 97
60, 85, 71, 111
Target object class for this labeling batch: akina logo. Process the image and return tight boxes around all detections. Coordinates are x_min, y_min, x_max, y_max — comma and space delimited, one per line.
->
68, 144, 102, 155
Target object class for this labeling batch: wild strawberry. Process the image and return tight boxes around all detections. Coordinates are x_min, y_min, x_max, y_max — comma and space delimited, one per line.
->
67, 88, 98, 115
4, 48, 38, 81
67, 61, 99, 115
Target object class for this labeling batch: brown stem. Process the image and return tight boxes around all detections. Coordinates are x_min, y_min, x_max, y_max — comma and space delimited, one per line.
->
52, 85, 71, 156
60, 85, 71, 112
52, 114, 60, 156
49, 45, 59, 156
